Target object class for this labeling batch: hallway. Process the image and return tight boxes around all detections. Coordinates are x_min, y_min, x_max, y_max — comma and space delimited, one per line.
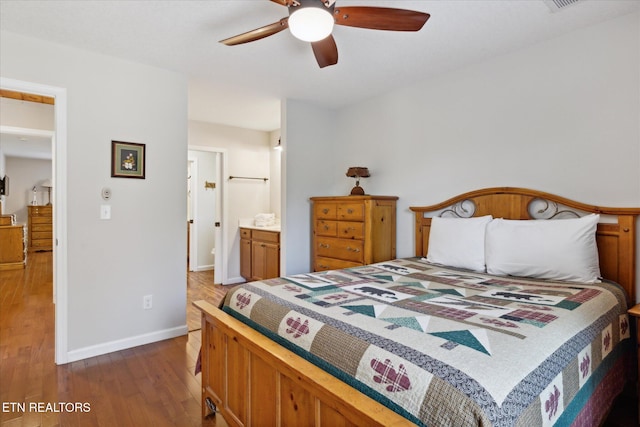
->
0, 252, 228, 427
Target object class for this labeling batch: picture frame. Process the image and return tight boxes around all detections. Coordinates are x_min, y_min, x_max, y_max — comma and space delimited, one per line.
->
111, 140, 145, 179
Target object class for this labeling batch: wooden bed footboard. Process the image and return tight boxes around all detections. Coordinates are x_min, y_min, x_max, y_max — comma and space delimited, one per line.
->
193, 299, 413, 427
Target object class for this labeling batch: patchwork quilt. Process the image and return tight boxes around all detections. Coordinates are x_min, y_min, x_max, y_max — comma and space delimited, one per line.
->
222, 258, 632, 426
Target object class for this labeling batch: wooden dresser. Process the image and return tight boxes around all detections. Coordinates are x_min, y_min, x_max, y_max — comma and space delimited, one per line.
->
311, 195, 398, 272
0, 214, 26, 270
28, 205, 53, 252
240, 227, 280, 281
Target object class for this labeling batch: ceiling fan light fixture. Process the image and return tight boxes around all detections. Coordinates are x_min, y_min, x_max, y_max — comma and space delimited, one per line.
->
288, 6, 335, 42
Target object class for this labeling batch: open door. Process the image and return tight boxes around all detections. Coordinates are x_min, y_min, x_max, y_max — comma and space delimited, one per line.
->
187, 149, 224, 283
187, 159, 195, 272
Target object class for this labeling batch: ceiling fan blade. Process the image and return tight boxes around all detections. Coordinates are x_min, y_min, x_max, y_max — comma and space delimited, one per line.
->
334, 7, 430, 31
220, 18, 289, 46
270, 0, 299, 5
311, 35, 338, 68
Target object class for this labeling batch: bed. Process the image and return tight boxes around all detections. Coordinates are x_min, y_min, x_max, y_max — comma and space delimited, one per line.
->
194, 187, 639, 426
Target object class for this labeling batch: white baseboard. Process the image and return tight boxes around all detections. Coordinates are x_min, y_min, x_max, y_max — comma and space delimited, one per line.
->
66, 325, 189, 363
195, 265, 214, 272
224, 276, 246, 285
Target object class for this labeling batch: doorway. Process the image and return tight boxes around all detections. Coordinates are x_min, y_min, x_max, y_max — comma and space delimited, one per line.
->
187, 146, 227, 285
187, 154, 218, 273
0, 77, 68, 364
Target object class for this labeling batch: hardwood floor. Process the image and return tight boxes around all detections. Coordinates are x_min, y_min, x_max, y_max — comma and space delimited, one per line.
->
186, 269, 237, 333
0, 252, 229, 427
1, 252, 636, 426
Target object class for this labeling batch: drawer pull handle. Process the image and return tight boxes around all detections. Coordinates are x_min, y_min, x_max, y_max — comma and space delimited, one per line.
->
347, 209, 354, 214
322, 208, 330, 214
319, 243, 330, 249
323, 225, 330, 230
346, 247, 361, 253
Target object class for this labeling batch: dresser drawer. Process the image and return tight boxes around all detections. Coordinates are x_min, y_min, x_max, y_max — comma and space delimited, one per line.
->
316, 220, 337, 237
314, 256, 361, 272
31, 231, 52, 240
337, 203, 364, 221
240, 228, 252, 239
31, 217, 51, 224
31, 224, 52, 232
252, 229, 280, 244
316, 237, 364, 263
31, 238, 52, 248
0, 215, 14, 226
317, 220, 364, 238
315, 203, 337, 219
30, 206, 52, 216
337, 222, 364, 239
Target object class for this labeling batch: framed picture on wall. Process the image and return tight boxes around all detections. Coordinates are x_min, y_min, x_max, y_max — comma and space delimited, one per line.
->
111, 140, 146, 179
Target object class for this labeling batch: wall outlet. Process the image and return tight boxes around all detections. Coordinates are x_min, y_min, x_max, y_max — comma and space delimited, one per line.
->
143, 295, 152, 310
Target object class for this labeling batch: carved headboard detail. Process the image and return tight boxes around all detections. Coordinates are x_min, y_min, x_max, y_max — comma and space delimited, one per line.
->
410, 187, 640, 304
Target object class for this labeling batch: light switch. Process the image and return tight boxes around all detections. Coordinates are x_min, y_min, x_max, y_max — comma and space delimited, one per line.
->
100, 205, 111, 220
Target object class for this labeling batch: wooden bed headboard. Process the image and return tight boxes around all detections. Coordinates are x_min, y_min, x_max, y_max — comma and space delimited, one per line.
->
410, 187, 640, 304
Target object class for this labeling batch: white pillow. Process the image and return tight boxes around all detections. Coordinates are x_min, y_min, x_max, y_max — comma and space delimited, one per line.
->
426, 215, 493, 272
485, 214, 601, 283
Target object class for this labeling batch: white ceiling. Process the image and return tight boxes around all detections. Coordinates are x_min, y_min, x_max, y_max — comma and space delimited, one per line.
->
1, 0, 638, 132
0, 132, 53, 160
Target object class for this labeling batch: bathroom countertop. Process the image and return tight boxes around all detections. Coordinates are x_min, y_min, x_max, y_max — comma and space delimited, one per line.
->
238, 218, 281, 232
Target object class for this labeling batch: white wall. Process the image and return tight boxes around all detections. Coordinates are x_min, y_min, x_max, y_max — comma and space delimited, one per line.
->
337, 11, 639, 254
269, 130, 282, 219
281, 99, 339, 275
1, 97, 54, 130
283, 12, 640, 299
1, 31, 189, 359
4, 156, 52, 223
188, 120, 275, 283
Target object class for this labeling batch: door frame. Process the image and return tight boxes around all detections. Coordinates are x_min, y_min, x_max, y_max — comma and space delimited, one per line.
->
187, 156, 197, 272
1, 76, 69, 364
188, 145, 227, 284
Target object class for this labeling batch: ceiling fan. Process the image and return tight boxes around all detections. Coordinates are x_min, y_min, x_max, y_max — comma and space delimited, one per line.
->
220, 0, 430, 68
